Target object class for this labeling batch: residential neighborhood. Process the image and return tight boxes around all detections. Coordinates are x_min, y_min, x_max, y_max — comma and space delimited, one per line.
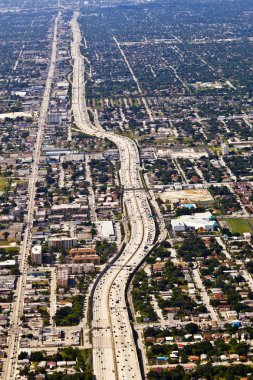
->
0, 0, 253, 379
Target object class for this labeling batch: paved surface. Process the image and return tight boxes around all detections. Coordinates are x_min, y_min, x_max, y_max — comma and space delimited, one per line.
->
71, 12, 157, 380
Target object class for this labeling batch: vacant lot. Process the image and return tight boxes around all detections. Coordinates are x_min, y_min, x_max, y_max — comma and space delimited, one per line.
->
159, 189, 213, 203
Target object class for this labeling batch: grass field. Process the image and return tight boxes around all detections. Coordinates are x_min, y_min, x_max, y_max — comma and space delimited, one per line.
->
222, 218, 253, 234
0, 240, 18, 246
0, 177, 7, 191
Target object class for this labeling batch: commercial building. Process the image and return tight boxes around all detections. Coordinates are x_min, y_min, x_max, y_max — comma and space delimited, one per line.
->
59, 263, 95, 275
0, 260, 16, 268
57, 268, 68, 288
69, 247, 100, 264
103, 149, 119, 160
95, 221, 115, 241
171, 212, 216, 232
48, 237, 77, 250
221, 143, 229, 156
46, 112, 62, 125
31, 245, 42, 265
0, 276, 16, 290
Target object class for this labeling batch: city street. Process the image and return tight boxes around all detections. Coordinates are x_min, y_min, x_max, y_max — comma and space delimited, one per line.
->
3, 12, 61, 380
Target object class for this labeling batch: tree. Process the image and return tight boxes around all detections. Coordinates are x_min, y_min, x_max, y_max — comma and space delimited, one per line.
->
184, 323, 199, 335
18, 351, 28, 360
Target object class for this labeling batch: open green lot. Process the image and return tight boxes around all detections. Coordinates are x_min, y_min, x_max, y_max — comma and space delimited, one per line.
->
0, 177, 8, 191
222, 218, 253, 234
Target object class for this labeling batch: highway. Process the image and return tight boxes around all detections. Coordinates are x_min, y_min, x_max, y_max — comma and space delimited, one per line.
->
71, 12, 157, 380
3, 12, 60, 380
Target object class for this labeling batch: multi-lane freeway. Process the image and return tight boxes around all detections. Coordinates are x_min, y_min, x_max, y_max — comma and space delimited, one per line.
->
71, 12, 157, 380
3, 12, 60, 380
